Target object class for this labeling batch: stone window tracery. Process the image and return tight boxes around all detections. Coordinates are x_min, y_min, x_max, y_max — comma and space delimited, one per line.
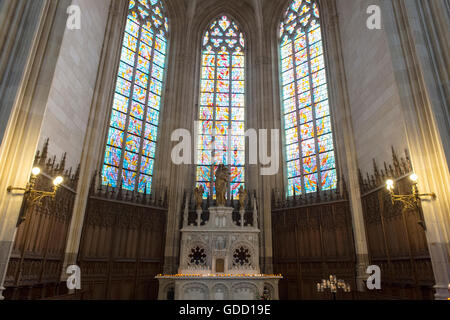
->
101, 0, 169, 194
233, 246, 251, 267
188, 246, 207, 266
279, 0, 337, 196
195, 15, 246, 199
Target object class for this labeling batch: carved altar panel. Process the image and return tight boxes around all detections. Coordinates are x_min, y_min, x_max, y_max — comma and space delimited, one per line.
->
158, 205, 280, 300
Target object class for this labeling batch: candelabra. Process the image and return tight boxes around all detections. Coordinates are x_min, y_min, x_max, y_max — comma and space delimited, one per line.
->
386, 173, 436, 230
317, 275, 351, 300
7, 167, 64, 226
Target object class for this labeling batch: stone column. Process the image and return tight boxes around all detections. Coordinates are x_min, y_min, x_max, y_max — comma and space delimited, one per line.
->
320, 0, 370, 291
59, 0, 127, 282
381, 0, 450, 300
158, 15, 196, 274
157, 0, 198, 273
0, 0, 71, 299
0, 0, 42, 143
183, 194, 190, 227
256, 1, 282, 275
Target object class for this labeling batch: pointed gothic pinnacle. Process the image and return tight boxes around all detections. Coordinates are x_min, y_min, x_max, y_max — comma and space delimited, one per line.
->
405, 149, 412, 171
35, 150, 41, 164
358, 169, 363, 185
59, 152, 67, 173
383, 162, 389, 178
392, 146, 399, 164
117, 178, 123, 200
40, 138, 49, 165
90, 171, 97, 194
373, 159, 380, 178
342, 175, 348, 198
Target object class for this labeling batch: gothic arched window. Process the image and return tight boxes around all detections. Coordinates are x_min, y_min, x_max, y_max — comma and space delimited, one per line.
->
195, 15, 246, 199
101, 0, 169, 194
279, 0, 337, 196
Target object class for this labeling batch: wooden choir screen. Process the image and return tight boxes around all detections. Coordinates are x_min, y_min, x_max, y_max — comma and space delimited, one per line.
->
271, 189, 356, 300
359, 149, 435, 299
4, 140, 79, 300
76, 174, 168, 300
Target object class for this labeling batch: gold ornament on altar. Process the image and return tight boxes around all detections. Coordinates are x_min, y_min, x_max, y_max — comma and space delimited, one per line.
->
215, 164, 230, 207
194, 185, 204, 210
238, 186, 247, 210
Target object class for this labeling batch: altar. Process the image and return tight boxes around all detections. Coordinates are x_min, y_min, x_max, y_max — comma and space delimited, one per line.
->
156, 205, 281, 300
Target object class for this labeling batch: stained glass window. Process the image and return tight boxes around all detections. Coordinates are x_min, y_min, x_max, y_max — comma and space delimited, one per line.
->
101, 0, 169, 194
196, 15, 246, 199
280, 0, 337, 196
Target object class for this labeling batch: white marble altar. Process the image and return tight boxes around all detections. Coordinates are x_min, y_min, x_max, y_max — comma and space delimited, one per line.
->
156, 206, 281, 300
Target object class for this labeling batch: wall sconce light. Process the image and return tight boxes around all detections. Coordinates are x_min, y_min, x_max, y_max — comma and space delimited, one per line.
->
386, 174, 436, 230
7, 167, 64, 225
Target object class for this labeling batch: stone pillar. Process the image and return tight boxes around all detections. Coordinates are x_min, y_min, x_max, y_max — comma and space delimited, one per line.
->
0, 0, 71, 299
255, 11, 281, 276
157, 0, 200, 275
183, 194, 189, 227
196, 209, 202, 226
59, 0, 127, 282
252, 196, 259, 228
381, 0, 450, 300
320, 0, 370, 291
0, 1, 41, 143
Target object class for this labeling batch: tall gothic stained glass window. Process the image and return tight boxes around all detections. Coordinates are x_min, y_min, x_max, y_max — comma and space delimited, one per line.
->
279, 0, 337, 196
196, 16, 246, 199
101, 0, 169, 194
